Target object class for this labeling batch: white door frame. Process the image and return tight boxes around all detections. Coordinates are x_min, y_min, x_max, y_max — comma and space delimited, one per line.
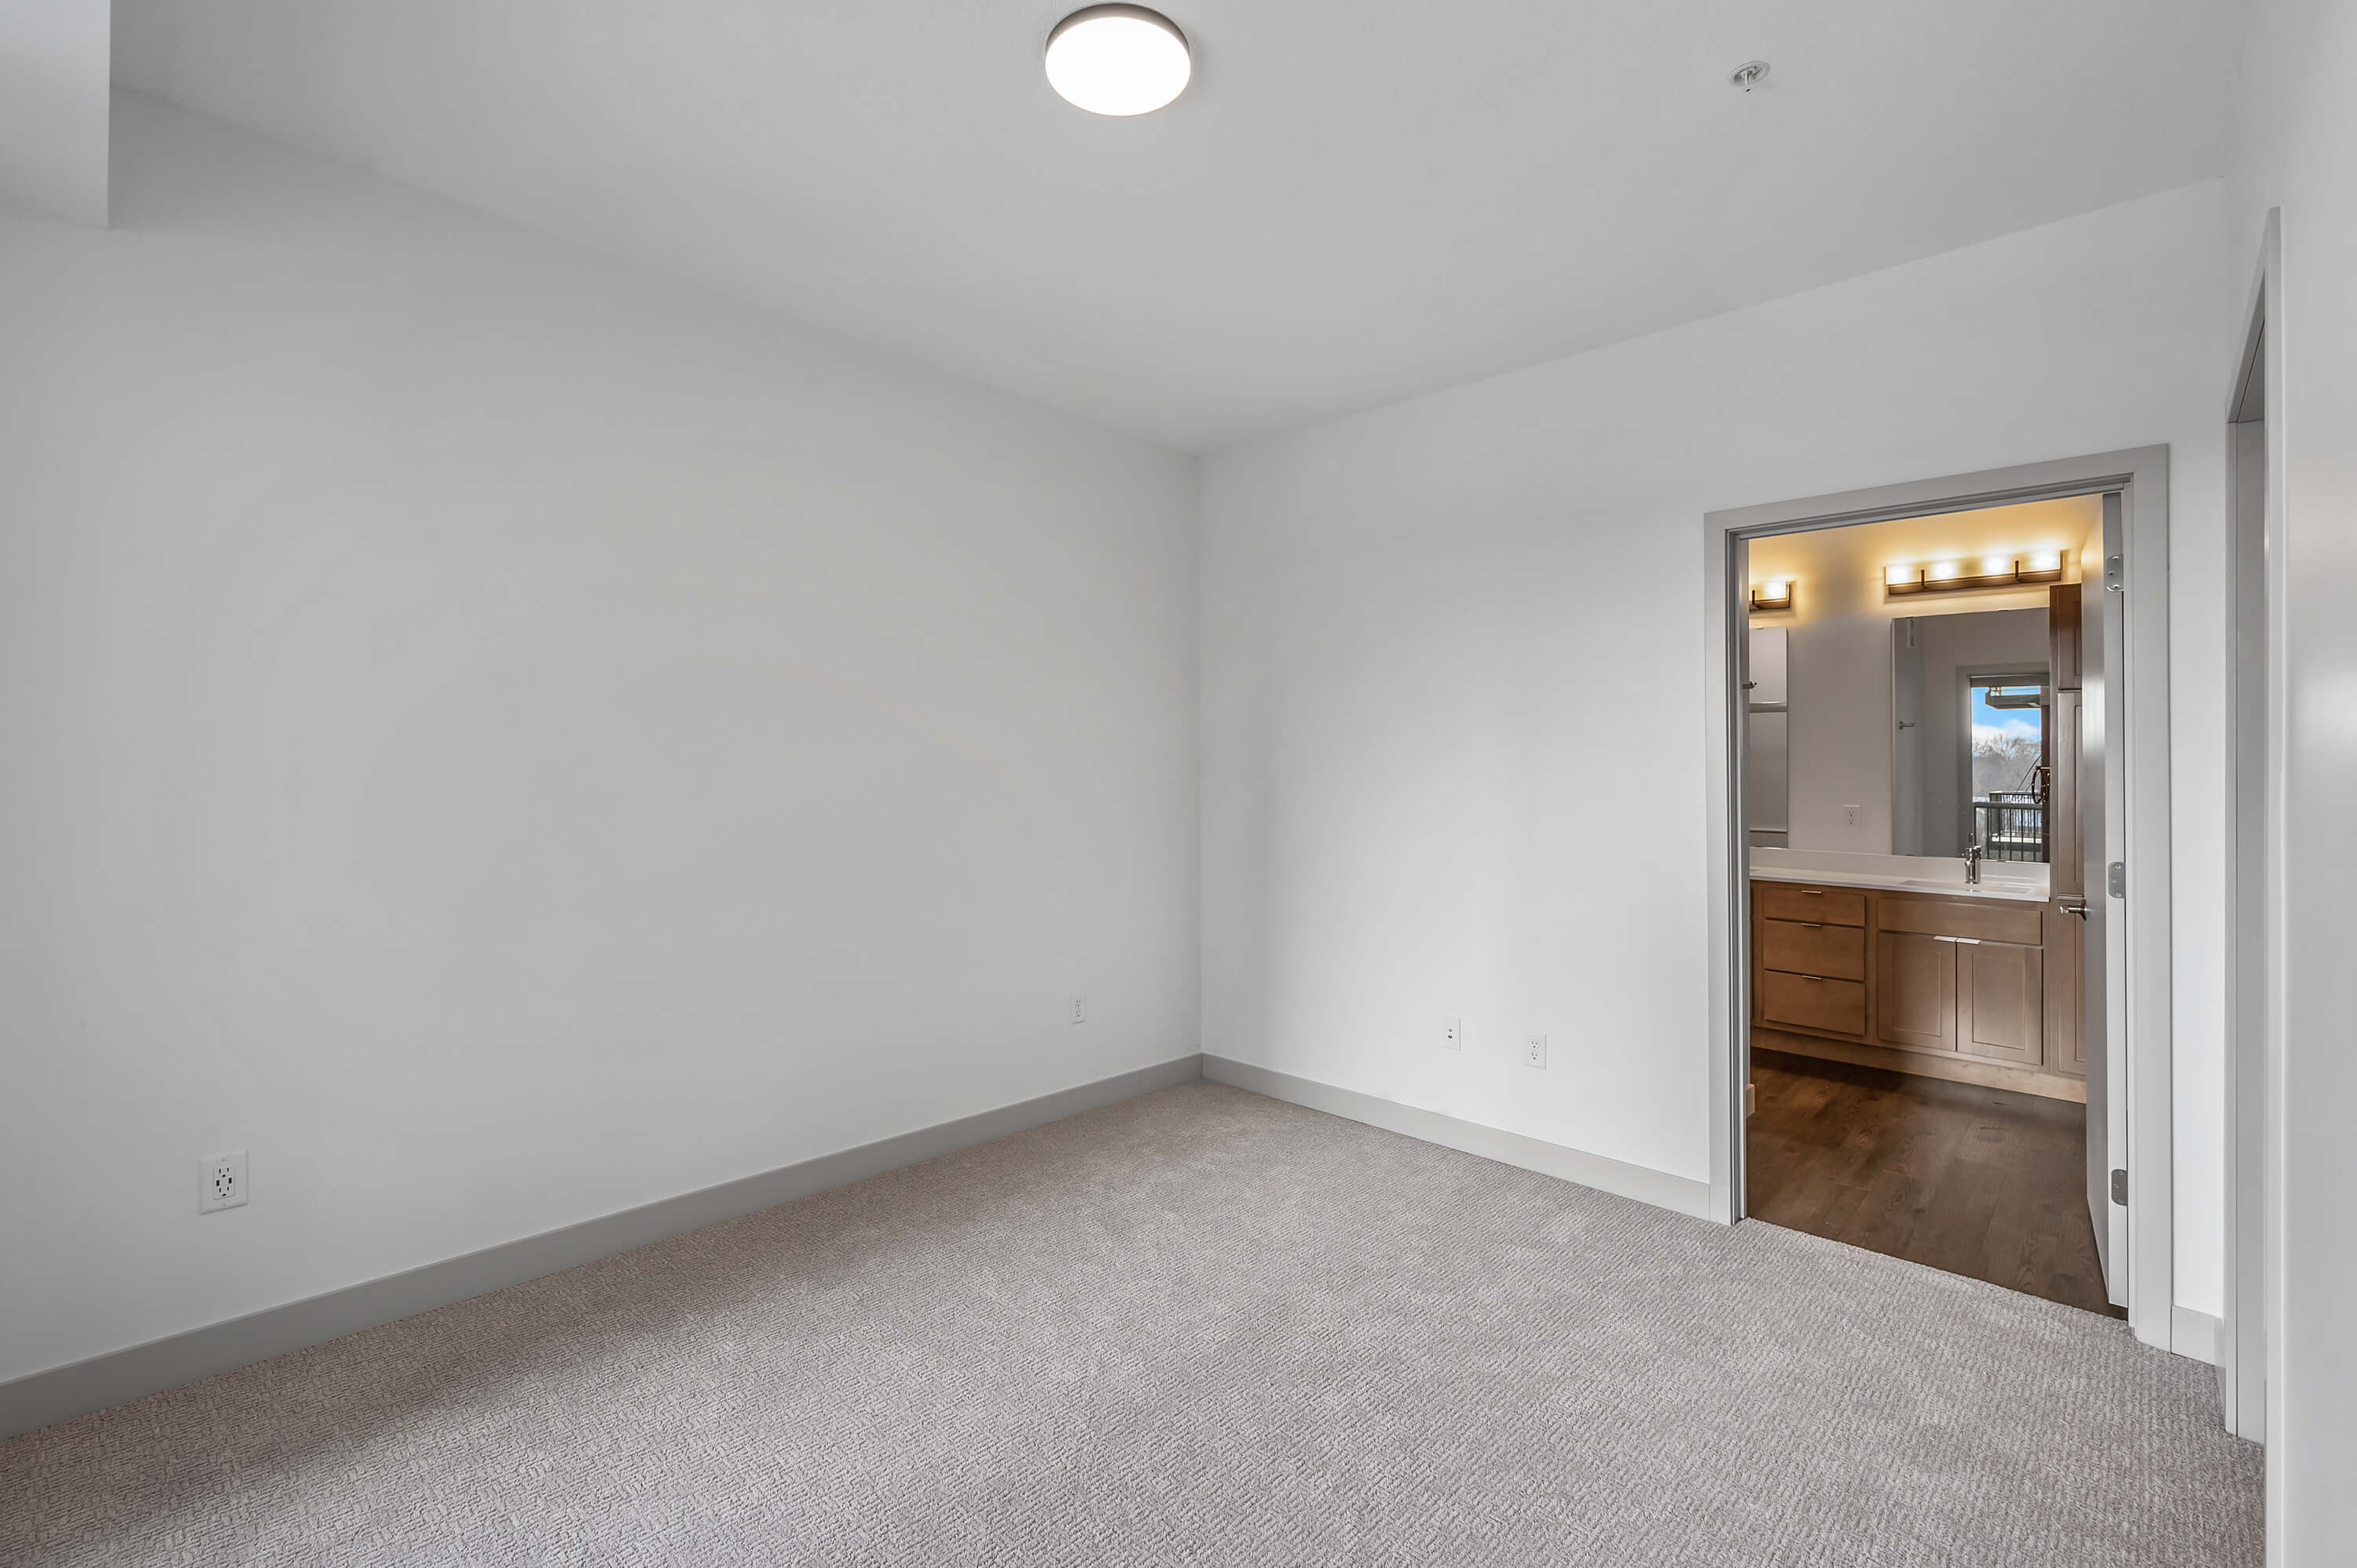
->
2220, 213, 2285, 1447
1700, 448, 2177, 1354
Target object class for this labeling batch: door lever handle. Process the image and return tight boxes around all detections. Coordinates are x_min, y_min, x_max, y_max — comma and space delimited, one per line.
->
2058, 898, 2089, 921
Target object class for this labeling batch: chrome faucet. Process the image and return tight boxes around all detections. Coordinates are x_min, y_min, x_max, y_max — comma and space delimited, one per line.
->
1963, 841, 1983, 886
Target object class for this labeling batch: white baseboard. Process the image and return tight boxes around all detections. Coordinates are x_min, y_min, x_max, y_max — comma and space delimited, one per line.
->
0, 1053, 1205, 1440
1202, 1054, 1714, 1221
2172, 1305, 2220, 1365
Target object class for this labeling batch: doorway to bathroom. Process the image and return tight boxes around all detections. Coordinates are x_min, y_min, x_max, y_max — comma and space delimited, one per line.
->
1700, 451, 2180, 1353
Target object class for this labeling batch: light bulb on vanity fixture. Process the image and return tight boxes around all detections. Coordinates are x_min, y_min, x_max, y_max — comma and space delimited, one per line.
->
1749, 578, 1794, 612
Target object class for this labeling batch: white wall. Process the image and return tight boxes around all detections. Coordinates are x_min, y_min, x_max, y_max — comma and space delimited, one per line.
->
1779, 615, 1892, 854
1751, 538, 2062, 859
2226, 1, 2357, 1555
0, 0, 108, 224
0, 97, 1199, 1385
1201, 181, 2229, 1317
1758, 599, 2051, 859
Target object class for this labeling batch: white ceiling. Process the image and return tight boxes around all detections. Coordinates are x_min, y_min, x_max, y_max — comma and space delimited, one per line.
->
114, 1, 2238, 452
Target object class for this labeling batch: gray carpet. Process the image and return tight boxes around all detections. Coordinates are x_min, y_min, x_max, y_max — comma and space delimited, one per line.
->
0, 1083, 2260, 1566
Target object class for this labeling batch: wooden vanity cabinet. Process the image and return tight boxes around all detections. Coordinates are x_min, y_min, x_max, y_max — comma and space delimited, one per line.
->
1955, 939, 2044, 1064
1750, 877, 2078, 1091
1876, 930, 1956, 1051
1751, 885, 1870, 1040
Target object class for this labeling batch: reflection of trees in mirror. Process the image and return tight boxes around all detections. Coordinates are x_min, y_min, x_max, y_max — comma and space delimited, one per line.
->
1974, 732, 2043, 797
1970, 676, 2049, 860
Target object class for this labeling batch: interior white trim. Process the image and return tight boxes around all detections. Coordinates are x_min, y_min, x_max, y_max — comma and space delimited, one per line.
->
2219, 209, 2285, 1449
1701, 449, 2176, 1354
2172, 1305, 2222, 1367
1201, 1055, 1716, 1221
0, 1054, 1205, 1441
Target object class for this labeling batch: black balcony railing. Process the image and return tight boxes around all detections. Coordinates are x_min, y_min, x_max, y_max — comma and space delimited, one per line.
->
1972, 796, 2047, 863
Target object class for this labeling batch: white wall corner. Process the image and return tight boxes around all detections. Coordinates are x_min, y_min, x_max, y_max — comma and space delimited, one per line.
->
1202, 1054, 1715, 1222
0, 0, 111, 226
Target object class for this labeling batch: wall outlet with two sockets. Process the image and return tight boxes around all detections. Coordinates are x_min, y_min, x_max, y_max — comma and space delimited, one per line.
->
199, 1151, 248, 1214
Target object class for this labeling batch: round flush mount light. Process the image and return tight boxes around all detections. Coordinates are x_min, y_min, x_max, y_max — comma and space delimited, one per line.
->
1046, 5, 1191, 116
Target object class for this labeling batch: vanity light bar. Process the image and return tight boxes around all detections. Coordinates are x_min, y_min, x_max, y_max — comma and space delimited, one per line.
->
1883, 551, 2064, 597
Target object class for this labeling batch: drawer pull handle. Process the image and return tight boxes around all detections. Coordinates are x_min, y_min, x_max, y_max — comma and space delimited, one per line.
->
1801, 975, 1824, 982
1800, 889, 1824, 897
1932, 935, 1982, 945
1802, 921, 1823, 929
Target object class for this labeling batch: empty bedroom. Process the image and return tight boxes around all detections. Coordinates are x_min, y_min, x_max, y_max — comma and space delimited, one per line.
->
3, 2, 2352, 1564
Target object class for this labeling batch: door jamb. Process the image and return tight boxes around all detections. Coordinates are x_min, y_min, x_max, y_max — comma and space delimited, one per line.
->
1701, 448, 2176, 1354
2220, 211, 2284, 1447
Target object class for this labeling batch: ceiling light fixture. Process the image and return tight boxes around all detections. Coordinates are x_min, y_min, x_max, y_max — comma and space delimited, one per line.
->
1046, 5, 1191, 116
1730, 60, 1770, 93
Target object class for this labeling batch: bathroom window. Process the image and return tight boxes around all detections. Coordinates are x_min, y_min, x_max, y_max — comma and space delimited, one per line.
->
1967, 672, 2049, 861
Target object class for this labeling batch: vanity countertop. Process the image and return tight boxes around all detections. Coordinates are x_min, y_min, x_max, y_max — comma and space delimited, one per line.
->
1747, 851, 2050, 904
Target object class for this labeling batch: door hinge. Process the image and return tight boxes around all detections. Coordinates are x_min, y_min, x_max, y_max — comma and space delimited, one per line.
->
2104, 554, 2125, 593
2111, 1167, 2128, 1206
2108, 861, 2126, 898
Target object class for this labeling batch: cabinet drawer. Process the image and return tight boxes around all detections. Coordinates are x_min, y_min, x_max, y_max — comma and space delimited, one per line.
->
1753, 882, 1866, 927
1758, 971, 1867, 1037
1758, 918, 1867, 981
1876, 896, 2042, 946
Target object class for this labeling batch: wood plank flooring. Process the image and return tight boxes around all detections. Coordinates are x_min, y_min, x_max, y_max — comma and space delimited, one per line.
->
1747, 1046, 2124, 1318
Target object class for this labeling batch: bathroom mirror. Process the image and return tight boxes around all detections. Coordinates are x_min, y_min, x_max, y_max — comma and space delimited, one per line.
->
1890, 608, 2050, 861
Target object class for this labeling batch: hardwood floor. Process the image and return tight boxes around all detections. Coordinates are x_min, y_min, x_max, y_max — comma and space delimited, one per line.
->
1747, 1045, 2124, 1318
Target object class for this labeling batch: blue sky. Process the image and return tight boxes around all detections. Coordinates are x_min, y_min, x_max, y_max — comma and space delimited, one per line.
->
1970, 685, 2041, 749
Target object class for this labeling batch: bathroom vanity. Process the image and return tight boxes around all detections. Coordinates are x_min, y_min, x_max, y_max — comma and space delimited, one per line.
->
1748, 852, 2084, 1099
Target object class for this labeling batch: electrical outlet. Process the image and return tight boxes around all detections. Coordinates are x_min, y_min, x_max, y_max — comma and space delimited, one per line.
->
1069, 995, 1087, 1025
1842, 804, 1861, 829
1442, 1017, 1463, 1051
199, 1151, 247, 1214
1524, 1034, 1548, 1069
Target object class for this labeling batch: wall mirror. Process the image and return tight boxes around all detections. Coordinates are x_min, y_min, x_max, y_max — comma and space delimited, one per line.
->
1890, 608, 2050, 861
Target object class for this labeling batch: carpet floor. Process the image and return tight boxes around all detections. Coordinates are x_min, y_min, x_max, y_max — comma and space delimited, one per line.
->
0, 1083, 2260, 1566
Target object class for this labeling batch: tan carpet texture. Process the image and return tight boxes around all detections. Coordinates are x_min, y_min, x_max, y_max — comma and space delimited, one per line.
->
1, 1083, 2260, 1566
